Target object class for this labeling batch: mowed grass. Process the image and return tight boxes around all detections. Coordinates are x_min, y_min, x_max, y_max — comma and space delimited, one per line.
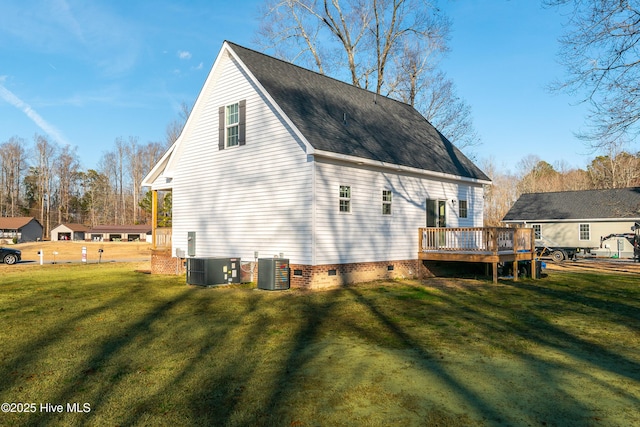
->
0, 264, 639, 426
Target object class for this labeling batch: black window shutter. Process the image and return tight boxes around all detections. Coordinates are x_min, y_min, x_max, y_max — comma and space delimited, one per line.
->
218, 106, 225, 150
239, 99, 246, 146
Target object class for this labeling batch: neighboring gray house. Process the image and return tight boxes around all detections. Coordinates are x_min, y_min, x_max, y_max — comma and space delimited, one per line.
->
0, 217, 43, 243
51, 223, 91, 241
89, 225, 152, 242
503, 188, 640, 259
142, 41, 490, 288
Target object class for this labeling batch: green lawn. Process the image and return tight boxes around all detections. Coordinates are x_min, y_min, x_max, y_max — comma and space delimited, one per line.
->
0, 264, 639, 426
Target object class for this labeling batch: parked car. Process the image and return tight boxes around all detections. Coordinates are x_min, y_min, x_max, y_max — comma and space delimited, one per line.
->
0, 247, 21, 265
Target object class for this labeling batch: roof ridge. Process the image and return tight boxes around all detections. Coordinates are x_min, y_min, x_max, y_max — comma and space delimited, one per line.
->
224, 40, 416, 110
522, 187, 640, 196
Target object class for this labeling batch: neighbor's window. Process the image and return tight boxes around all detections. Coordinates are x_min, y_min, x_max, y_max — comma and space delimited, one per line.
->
226, 103, 239, 147
579, 223, 590, 241
382, 190, 392, 215
458, 200, 468, 218
532, 224, 541, 239
339, 185, 351, 213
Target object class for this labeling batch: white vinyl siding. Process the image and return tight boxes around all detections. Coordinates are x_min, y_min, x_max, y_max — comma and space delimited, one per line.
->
171, 53, 313, 264
313, 159, 484, 264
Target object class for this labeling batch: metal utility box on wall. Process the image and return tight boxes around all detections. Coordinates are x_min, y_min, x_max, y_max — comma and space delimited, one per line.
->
258, 258, 290, 290
187, 232, 196, 257
186, 257, 240, 286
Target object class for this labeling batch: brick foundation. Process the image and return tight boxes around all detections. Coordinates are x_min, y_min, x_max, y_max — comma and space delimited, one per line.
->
151, 251, 429, 289
294, 259, 427, 289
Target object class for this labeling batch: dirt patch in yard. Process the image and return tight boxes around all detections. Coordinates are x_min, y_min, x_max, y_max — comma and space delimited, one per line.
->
8, 241, 152, 265
543, 258, 640, 275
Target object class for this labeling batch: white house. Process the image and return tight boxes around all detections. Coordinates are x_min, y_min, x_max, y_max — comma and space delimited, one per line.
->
142, 41, 491, 288
51, 223, 91, 241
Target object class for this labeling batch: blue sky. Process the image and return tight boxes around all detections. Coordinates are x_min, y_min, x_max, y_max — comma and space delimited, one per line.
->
0, 0, 591, 173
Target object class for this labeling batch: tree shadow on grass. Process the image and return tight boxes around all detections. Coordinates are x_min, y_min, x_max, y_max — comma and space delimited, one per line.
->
4, 273, 639, 426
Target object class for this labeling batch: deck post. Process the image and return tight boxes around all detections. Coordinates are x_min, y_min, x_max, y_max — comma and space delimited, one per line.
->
513, 260, 518, 281
492, 262, 498, 283
151, 190, 158, 249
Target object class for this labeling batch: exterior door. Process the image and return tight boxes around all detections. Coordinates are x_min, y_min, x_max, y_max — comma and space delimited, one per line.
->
426, 199, 446, 227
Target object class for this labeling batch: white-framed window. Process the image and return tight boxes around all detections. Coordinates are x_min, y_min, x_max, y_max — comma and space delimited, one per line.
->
382, 190, 392, 215
219, 100, 245, 150
532, 224, 541, 239
458, 200, 468, 218
226, 103, 240, 147
579, 223, 590, 241
339, 185, 351, 213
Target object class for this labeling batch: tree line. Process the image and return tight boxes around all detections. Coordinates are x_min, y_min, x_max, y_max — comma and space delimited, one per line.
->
0, 106, 187, 238
0, 134, 166, 238
483, 150, 640, 226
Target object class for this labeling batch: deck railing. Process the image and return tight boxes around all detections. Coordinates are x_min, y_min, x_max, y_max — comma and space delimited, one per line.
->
419, 227, 534, 254
154, 227, 172, 249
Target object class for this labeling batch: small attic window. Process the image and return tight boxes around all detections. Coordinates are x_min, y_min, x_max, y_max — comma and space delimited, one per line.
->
218, 100, 246, 150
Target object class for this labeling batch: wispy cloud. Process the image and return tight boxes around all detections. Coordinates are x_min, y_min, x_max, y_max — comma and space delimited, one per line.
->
0, 0, 140, 76
192, 62, 203, 70
178, 50, 192, 60
0, 83, 69, 145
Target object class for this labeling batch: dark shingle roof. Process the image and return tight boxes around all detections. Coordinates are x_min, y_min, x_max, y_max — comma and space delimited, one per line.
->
228, 42, 489, 182
502, 188, 640, 221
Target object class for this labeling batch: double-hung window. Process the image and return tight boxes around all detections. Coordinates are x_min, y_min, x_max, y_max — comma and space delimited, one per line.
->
218, 100, 246, 150
382, 190, 392, 215
458, 200, 468, 218
226, 103, 239, 147
339, 185, 351, 213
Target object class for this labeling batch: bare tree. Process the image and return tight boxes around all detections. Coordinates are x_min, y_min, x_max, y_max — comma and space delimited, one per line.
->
546, 1, 640, 149
164, 102, 192, 147
256, 0, 479, 151
125, 137, 146, 224
480, 158, 519, 226
54, 145, 81, 224
34, 134, 57, 238
587, 150, 640, 189
0, 137, 27, 216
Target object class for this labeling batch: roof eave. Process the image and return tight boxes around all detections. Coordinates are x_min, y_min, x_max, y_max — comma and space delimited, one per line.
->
313, 149, 491, 185
504, 217, 640, 223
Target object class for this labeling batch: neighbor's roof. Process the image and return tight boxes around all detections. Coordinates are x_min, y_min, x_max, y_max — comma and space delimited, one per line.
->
227, 42, 489, 182
0, 217, 41, 230
90, 225, 152, 233
53, 223, 91, 232
503, 188, 640, 221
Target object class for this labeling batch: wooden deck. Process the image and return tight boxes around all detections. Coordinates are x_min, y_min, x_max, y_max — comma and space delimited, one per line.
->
418, 227, 537, 283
